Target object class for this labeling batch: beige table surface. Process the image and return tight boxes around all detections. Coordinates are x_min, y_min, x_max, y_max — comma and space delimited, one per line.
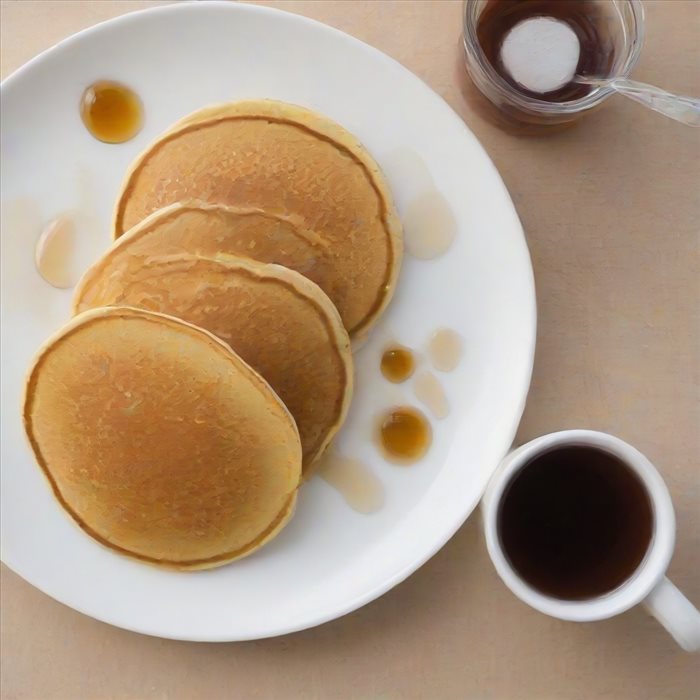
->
1, 1, 699, 698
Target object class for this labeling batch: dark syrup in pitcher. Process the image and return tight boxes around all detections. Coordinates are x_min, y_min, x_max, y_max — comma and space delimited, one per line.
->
477, 0, 617, 102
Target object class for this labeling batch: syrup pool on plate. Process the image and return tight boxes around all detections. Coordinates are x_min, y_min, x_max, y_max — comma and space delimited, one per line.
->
381, 346, 416, 383
34, 216, 76, 289
414, 371, 449, 420
428, 328, 463, 372
377, 406, 432, 464
403, 190, 456, 260
317, 450, 385, 514
80, 81, 143, 143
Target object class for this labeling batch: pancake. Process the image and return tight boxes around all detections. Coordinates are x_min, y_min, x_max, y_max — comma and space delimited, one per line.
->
94, 201, 335, 312
74, 253, 353, 474
113, 99, 403, 339
23, 307, 301, 569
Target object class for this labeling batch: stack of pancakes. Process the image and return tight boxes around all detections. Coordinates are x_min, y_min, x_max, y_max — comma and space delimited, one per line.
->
24, 100, 402, 569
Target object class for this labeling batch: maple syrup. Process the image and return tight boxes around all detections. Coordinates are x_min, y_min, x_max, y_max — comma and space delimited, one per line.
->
404, 191, 456, 260
34, 216, 76, 288
381, 346, 415, 383
428, 329, 462, 372
378, 406, 432, 464
414, 371, 449, 420
318, 449, 385, 514
80, 81, 143, 143
476, 0, 617, 102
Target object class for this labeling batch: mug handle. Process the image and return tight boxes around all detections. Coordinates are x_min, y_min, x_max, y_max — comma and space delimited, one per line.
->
643, 577, 700, 652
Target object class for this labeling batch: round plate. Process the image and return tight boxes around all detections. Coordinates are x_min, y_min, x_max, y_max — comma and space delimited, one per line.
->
0, 1, 535, 641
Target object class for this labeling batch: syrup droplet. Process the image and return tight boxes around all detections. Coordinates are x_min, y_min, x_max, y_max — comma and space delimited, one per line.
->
404, 191, 456, 260
380, 346, 415, 383
381, 148, 434, 200
414, 371, 449, 419
428, 328, 462, 372
35, 216, 76, 289
378, 406, 432, 464
317, 449, 384, 514
80, 81, 143, 144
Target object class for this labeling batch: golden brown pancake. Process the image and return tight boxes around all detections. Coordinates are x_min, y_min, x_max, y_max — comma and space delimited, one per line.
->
74, 253, 353, 474
95, 201, 335, 312
113, 99, 403, 339
23, 307, 301, 569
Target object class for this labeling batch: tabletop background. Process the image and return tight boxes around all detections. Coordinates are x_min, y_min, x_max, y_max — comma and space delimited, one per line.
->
1, 1, 698, 698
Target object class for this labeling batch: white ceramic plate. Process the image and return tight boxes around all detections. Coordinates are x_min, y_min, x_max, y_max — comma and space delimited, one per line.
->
0, 1, 535, 641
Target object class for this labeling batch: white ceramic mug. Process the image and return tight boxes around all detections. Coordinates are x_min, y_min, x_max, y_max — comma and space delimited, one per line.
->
482, 430, 700, 652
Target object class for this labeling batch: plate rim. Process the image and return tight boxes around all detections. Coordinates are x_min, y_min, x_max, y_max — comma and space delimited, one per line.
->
0, 0, 537, 641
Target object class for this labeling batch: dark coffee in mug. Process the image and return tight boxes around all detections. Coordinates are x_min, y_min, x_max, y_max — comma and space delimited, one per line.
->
498, 446, 653, 600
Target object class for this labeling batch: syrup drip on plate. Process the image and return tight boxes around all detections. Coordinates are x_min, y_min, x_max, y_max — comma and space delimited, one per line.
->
380, 346, 415, 383
428, 328, 463, 372
34, 216, 76, 289
318, 449, 384, 514
414, 371, 449, 419
377, 406, 432, 464
80, 81, 143, 144
404, 191, 456, 260
382, 149, 456, 260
